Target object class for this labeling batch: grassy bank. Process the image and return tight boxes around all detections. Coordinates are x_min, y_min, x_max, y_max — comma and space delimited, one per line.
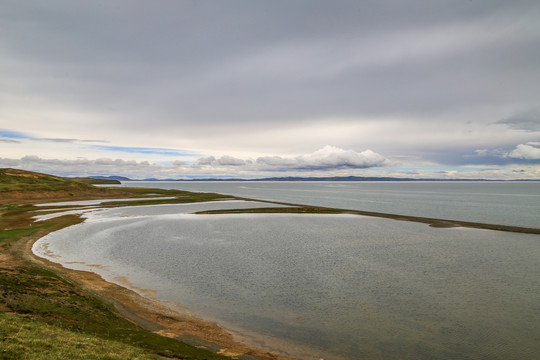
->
0, 169, 240, 359
0, 204, 231, 360
3, 168, 538, 359
0, 313, 163, 360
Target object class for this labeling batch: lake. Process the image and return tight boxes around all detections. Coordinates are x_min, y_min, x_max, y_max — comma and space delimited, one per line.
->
120, 181, 540, 228
34, 182, 540, 359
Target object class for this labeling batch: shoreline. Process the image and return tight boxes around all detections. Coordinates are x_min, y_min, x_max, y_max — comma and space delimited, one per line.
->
3, 169, 539, 359
18, 194, 540, 360
24, 216, 295, 360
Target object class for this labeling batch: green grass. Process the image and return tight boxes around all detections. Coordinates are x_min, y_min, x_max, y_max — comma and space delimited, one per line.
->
0, 171, 341, 359
0, 195, 230, 360
109, 187, 217, 197
0, 169, 93, 193
0, 261, 227, 359
0, 210, 82, 244
0, 313, 162, 360
101, 193, 233, 207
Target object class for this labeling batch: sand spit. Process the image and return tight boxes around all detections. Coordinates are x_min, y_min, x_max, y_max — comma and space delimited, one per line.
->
230, 197, 540, 235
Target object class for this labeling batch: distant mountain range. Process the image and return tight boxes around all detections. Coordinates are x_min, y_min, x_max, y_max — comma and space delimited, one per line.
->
89, 175, 539, 182
90, 175, 132, 181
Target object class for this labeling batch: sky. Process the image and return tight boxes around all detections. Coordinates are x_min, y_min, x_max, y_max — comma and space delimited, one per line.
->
1, 0, 540, 180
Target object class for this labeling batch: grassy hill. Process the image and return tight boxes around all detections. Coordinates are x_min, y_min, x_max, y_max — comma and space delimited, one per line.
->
0, 168, 94, 192
0, 313, 165, 360
0, 168, 234, 360
0, 168, 122, 202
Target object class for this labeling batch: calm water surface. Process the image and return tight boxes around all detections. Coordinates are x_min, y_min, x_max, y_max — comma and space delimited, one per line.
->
119, 181, 540, 228
34, 200, 540, 360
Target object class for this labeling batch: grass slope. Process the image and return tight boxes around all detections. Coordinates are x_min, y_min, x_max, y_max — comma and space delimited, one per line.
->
0, 168, 93, 192
0, 169, 233, 360
0, 168, 123, 203
0, 313, 162, 360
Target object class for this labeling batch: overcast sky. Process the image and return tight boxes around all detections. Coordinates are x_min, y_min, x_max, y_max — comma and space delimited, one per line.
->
1, 0, 539, 179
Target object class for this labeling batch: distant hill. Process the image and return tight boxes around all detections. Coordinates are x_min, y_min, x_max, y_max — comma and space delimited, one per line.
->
89, 175, 131, 181
255, 176, 421, 181
65, 174, 537, 182
173, 175, 490, 182
0, 168, 121, 202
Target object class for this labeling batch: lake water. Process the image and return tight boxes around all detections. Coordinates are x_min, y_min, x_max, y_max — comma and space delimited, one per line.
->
33, 183, 540, 359
120, 181, 540, 228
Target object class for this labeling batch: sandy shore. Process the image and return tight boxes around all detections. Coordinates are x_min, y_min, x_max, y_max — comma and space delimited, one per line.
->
24, 228, 295, 360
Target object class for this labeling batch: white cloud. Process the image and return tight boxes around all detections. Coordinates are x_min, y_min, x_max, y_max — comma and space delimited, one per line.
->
216, 155, 246, 166
0, 155, 164, 178
257, 146, 388, 170
197, 156, 216, 166
2, 152, 537, 181
474, 148, 507, 158
196, 146, 388, 171
507, 143, 540, 160
194, 145, 388, 171
0, 146, 389, 179
197, 155, 246, 166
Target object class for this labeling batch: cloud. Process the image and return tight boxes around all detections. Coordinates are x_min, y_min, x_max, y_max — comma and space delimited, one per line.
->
197, 156, 216, 166
474, 148, 508, 159
1, 2, 539, 180
0, 155, 164, 178
197, 155, 247, 166
495, 109, 540, 132
2, 151, 537, 180
507, 143, 540, 160
472, 143, 540, 164
0, 146, 388, 178
196, 146, 388, 171
256, 146, 388, 171
216, 155, 246, 166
